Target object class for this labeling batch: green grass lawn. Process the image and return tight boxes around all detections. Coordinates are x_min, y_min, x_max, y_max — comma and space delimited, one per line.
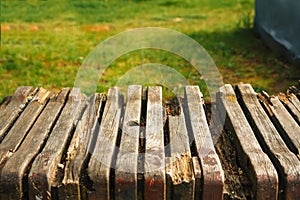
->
1, 0, 299, 101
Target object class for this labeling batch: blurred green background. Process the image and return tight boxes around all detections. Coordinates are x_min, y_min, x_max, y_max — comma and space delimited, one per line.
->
1, 0, 299, 101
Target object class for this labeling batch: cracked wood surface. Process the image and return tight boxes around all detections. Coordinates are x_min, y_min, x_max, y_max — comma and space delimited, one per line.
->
144, 86, 166, 200
58, 93, 105, 200
87, 87, 122, 200
166, 96, 195, 200
0, 86, 35, 140
114, 85, 142, 200
184, 86, 224, 200
218, 84, 278, 199
0, 83, 299, 200
28, 88, 86, 200
0, 88, 69, 199
237, 84, 300, 200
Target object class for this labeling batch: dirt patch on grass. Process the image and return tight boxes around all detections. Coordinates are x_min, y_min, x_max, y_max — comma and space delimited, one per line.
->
81, 25, 114, 32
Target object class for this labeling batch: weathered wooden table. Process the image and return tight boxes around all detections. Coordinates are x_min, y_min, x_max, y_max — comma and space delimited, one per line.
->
0, 83, 299, 200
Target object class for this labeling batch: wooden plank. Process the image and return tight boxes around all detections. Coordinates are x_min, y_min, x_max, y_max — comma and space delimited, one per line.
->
0, 88, 69, 199
236, 84, 300, 199
288, 93, 300, 110
0, 88, 51, 163
166, 100, 195, 200
288, 93, 300, 124
58, 93, 105, 200
192, 157, 202, 200
217, 84, 278, 199
0, 86, 35, 141
144, 86, 166, 200
165, 154, 194, 200
0, 95, 12, 113
115, 85, 142, 200
259, 92, 300, 157
87, 87, 122, 200
28, 88, 85, 199
288, 85, 300, 99
184, 86, 224, 200
278, 93, 300, 125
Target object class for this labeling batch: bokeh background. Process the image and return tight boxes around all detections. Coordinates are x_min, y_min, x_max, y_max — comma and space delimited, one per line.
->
1, 0, 299, 101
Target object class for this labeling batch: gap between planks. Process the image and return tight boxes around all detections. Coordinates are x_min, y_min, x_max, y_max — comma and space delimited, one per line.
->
236, 84, 300, 200
0, 88, 70, 199
217, 84, 278, 199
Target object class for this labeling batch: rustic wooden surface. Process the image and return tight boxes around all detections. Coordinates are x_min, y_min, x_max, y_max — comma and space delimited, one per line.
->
58, 93, 105, 199
184, 86, 224, 200
87, 87, 122, 200
0, 88, 51, 164
166, 98, 195, 200
288, 93, 300, 109
217, 84, 278, 199
115, 85, 142, 200
0, 96, 12, 113
0, 88, 69, 199
0, 86, 35, 141
259, 92, 300, 157
0, 83, 299, 200
288, 83, 300, 99
144, 86, 166, 200
28, 88, 86, 199
236, 84, 300, 200
278, 93, 300, 125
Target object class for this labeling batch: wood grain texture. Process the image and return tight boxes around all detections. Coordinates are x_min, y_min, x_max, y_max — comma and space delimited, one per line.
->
0, 86, 35, 141
2, 83, 300, 199
192, 157, 202, 200
87, 87, 122, 200
287, 94, 300, 122
217, 84, 278, 199
58, 93, 105, 200
0, 88, 69, 200
184, 86, 224, 200
280, 93, 300, 126
259, 92, 300, 157
0, 88, 51, 164
144, 86, 166, 200
288, 93, 300, 109
167, 100, 195, 200
115, 85, 142, 200
0, 96, 12, 113
236, 84, 300, 200
288, 85, 300, 99
28, 88, 85, 200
